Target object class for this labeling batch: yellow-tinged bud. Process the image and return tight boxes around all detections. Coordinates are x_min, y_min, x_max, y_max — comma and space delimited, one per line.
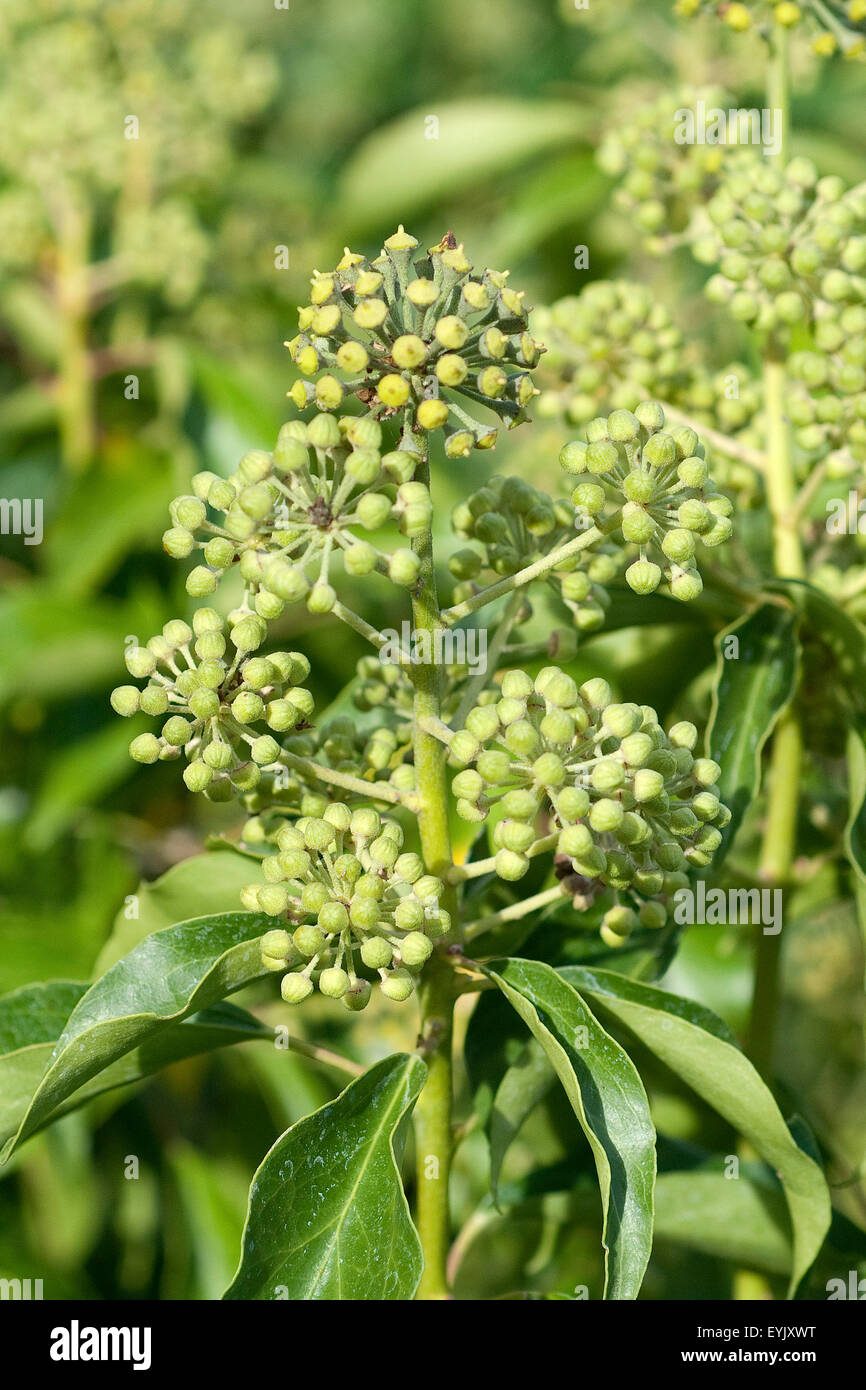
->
333, 347, 367, 384
392, 334, 427, 369
311, 305, 341, 335
384, 225, 419, 251
436, 353, 468, 386
407, 277, 438, 306
435, 315, 469, 349
354, 270, 384, 296
417, 398, 449, 430
354, 299, 388, 329
309, 273, 335, 305
377, 374, 411, 408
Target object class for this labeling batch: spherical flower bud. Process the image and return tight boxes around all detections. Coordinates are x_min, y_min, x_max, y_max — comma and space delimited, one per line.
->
380, 969, 416, 1002
626, 559, 662, 594
281, 974, 314, 1005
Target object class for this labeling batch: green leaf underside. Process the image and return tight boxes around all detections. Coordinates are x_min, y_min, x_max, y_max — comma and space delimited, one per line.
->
0, 979, 270, 1145
487, 959, 656, 1300
224, 1053, 426, 1301
2, 912, 271, 1159
706, 603, 800, 858
489, 1037, 555, 1202
559, 966, 831, 1296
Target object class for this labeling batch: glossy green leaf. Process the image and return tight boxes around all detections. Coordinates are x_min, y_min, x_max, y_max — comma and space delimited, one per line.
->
559, 965, 831, 1295
224, 1053, 426, 1301
486, 959, 656, 1300
706, 603, 800, 857
2, 912, 270, 1159
0, 979, 271, 1145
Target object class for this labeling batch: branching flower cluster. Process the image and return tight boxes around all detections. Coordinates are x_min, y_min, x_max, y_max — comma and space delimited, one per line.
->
451, 666, 730, 944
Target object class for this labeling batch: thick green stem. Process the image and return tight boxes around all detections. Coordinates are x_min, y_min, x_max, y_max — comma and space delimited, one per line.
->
408, 454, 457, 1300
414, 958, 455, 1300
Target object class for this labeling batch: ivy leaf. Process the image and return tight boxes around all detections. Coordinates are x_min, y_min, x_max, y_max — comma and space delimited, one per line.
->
706, 603, 800, 859
2, 912, 270, 1160
224, 1053, 426, 1301
0, 979, 270, 1146
559, 965, 831, 1296
486, 958, 656, 1300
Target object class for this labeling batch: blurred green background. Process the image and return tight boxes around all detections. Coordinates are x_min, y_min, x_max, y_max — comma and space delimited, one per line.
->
1, 0, 864, 1299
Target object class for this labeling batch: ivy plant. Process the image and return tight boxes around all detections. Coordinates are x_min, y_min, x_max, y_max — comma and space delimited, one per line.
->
8, 4, 866, 1300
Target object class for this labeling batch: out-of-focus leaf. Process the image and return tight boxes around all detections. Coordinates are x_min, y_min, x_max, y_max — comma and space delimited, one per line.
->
2, 913, 270, 1158
770, 579, 866, 710
94, 850, 255, 974
43, 463, 175, 598
489, 1038, 555, 1201
559, 966, 832, 1296
0, 979, 269, 1145
706, 603, 800, 858
844, 720, 866, 978
336, 99, 591, 231
653, 1170, 792, 1274
224, 1053, 426, 1301
169, 1146, 250, 1300
24, 720, 145, 852
487, 958, 656, 1300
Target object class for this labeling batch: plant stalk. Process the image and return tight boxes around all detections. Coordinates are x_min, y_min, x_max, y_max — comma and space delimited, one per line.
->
748, 30, 801, 1082
408, 454, 457, 1300
56, 195, 95, 473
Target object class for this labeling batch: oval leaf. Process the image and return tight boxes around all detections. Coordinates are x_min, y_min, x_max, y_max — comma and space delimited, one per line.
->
2, 911, 270, 1159
558, 965, 831, 1296
706, 603, 799, 859
224, 1052, 426, 1301
486, 958, 656, 1300
0, 979, 270, 1146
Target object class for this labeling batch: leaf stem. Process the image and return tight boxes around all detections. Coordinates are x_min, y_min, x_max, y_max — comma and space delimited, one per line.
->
278, 750, 409, 807
440, 519, 616, 625
464, 884, 564, 943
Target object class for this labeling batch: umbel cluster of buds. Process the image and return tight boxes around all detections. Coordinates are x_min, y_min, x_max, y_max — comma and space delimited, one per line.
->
532, 281, 689, 427
286, 227, 541, 456
240, 806, 450, 1008
451, 666, 731, 946
111, 615, 313, 800
674, 0, 866, 57
560, 401, 733, 599
695, 153, 866, 336
450, 476, 618, 633
164, 413, 428, 610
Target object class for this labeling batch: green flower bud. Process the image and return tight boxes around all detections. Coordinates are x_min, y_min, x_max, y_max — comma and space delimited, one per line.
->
281, 973, 314, 1005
